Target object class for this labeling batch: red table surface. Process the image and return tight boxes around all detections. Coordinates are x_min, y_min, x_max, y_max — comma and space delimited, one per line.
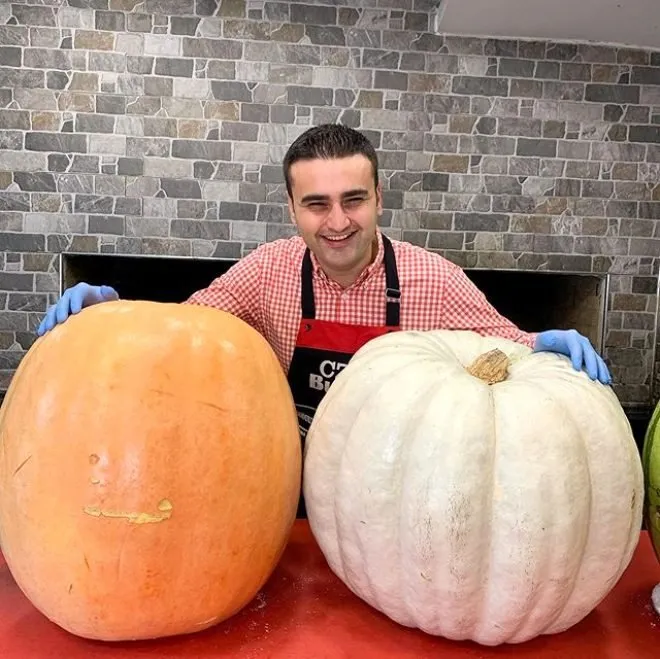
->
0, 522, 658, 659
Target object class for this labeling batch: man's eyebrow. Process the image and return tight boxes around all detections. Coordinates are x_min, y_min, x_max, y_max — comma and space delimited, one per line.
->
300, 189, 370, 204
342, 188, 369, 198
300, 194, 328, 204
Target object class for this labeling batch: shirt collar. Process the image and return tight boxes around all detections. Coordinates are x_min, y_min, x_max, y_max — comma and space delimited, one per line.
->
309, 230, 385, 289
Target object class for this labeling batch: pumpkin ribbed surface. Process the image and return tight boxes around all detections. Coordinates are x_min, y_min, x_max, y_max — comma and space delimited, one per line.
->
303, 329, 643, 646
0, 300, 301, 641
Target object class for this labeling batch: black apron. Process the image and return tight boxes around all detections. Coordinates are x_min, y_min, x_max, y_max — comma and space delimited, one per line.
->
287, 234, 401, 517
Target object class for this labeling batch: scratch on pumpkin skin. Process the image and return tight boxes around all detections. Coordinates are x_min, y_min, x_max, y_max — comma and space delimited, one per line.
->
147, 388, 175, 398
116, 528, 130, 582
83, 498, 173, 524
197, 400, 227, 413
148, 389, 226, 413
195, 616, 219, 627
13, 455, 32, 476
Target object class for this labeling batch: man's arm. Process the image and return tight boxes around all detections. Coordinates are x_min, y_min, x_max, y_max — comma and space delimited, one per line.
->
439, 262, 610, 384
36, 248, 265, 336
185, 249, 263, 332
440, 263, 537, 349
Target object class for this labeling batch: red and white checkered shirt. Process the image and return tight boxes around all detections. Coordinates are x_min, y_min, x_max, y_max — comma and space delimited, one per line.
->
186, 231, 537, 373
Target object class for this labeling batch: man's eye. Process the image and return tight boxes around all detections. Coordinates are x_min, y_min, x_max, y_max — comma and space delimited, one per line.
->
344, 198, 364, 207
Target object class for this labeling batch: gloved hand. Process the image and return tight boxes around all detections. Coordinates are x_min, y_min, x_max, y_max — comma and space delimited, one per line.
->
533, 329, 611, 385
37, 283, 118, 336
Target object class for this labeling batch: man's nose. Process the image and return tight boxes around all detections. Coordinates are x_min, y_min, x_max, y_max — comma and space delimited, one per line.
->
326, 203, 351, 232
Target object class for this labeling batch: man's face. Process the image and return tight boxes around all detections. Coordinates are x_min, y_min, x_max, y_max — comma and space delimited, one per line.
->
287, 155, 383, 287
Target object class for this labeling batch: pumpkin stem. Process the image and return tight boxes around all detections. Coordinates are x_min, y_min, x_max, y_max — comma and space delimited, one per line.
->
466, 349, 510, 384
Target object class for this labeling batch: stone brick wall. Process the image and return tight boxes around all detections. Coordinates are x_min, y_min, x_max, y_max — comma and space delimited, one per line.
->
0, 0, 659, 408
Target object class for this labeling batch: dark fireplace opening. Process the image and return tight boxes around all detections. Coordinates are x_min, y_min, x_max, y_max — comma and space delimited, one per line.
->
466, 269, 607, 351
62, 253, 237, 304
62, 254, 607, 351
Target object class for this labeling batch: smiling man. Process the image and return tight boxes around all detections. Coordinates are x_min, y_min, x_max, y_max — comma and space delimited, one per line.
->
38, 123, 611, 448
286, 143, 380, 289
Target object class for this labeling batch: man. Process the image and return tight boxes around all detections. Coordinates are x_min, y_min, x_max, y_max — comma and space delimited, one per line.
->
38, 124, 611, 436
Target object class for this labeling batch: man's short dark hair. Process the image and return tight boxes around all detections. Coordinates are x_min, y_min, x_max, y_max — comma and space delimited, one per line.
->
282, 124, 380, 198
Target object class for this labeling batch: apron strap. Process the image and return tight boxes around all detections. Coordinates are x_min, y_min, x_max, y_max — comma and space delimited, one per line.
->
300, 233, 401, 325
382, 234, 401, 327
301, 249, 315, 319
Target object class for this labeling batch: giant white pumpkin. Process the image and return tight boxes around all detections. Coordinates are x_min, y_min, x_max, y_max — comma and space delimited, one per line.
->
303, 330, 644, 646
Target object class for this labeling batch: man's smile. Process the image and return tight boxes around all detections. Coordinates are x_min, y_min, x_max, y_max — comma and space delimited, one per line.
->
320, 231, 357, 247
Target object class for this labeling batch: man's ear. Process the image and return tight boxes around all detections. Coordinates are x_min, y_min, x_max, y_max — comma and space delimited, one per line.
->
376, 182, 383, 216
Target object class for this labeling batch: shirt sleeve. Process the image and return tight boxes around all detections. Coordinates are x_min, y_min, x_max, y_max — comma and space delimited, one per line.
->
440, 263, 537, 349
184, 248, 263, 332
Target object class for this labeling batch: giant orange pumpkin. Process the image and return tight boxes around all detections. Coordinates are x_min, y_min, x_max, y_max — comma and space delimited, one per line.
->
0, 300, 301, 641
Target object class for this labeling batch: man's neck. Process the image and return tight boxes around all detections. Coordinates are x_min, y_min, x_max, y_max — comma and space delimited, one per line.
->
327, 269, 363, 289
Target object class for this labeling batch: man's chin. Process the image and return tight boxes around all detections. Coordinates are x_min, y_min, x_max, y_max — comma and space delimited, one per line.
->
311, 236, 374, 279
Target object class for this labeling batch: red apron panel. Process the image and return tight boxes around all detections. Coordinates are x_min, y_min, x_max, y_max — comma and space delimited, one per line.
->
294, 318, 399, 355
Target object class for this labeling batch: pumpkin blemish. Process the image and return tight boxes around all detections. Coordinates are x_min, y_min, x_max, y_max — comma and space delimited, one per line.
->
83, 499, 173, 524
13, 455, 32, 476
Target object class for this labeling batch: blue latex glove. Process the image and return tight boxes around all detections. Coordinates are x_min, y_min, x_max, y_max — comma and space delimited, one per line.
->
37, 283, 118, 336
534, 329, 611, 385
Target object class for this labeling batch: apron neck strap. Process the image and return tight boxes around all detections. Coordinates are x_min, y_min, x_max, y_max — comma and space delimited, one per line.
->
300, 233, 401, 326
301, 248, 315, 319
382, 234, 400, 327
